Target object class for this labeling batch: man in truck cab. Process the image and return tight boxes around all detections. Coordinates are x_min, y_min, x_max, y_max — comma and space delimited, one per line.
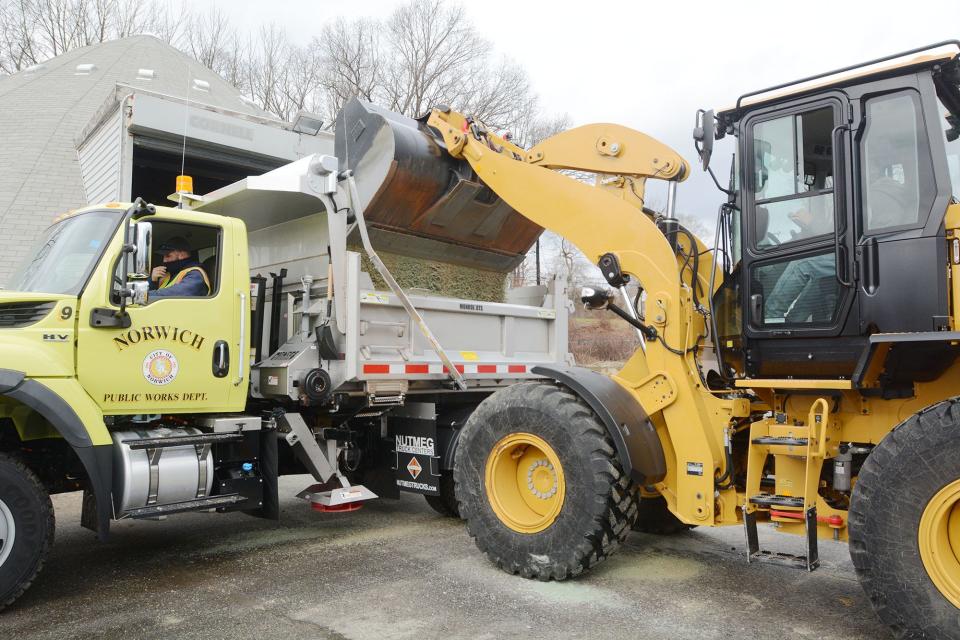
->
149, 236, 211, 298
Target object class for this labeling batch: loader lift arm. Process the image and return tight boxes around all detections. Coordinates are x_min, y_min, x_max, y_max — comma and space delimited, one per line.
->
426, 107, 733, 525
426, 107, 705, 365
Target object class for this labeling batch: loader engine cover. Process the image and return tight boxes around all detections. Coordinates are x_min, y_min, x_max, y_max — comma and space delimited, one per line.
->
112, 428, 215, 514
334, 98, 543, 273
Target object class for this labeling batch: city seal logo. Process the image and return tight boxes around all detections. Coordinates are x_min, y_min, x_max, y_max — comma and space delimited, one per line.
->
142, 349, 179, 386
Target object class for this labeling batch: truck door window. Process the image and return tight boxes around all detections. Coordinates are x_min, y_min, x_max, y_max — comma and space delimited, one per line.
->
147, 222, 220, 300
861, 91, 934, 233
752, 107, 836, 249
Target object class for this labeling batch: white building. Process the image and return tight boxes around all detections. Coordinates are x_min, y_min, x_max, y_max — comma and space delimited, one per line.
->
0, 35, 331, 284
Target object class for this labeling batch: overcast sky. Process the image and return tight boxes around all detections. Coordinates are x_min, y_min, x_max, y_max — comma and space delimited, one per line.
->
199, 0, 957, 229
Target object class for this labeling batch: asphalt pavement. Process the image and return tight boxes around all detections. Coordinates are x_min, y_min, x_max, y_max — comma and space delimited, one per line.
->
0, 476, 891, 640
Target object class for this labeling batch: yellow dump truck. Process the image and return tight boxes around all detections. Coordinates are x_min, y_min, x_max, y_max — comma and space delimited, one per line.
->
0, 103, 572, 611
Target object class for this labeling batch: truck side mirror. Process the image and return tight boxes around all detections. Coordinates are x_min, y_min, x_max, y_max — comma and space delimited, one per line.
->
129, 280, 149, 306
131, 221, 152, 278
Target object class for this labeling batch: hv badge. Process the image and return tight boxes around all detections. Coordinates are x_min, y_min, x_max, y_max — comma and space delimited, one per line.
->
142, 349, 179, 386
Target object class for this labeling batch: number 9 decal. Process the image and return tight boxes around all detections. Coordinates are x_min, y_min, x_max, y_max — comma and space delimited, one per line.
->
60, 306, 73, 320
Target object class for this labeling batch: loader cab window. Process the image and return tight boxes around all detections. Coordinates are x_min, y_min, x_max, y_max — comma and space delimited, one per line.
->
752, 106, 836, 250
861, 91, 934, 233
937, 96, 960, 200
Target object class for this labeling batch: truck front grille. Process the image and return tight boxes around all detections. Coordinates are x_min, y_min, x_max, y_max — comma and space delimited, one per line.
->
0, 301, 55, 328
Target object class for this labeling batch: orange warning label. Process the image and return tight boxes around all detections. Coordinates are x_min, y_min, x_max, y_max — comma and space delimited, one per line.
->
407, 457, 422, 479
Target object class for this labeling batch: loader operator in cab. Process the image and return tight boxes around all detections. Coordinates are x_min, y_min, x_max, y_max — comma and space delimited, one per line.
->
149, 237, 210, 298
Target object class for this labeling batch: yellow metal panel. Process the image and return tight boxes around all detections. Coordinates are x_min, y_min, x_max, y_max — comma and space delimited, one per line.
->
735, 378, 852, 390
946, 204, 960, 331
0, 295, 78, 377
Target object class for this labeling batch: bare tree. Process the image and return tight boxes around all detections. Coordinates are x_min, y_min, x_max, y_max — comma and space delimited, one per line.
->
182, 6, 234, 72
0, 0, 568, 144
317, 17, 382, 120
0, 1, 41, 73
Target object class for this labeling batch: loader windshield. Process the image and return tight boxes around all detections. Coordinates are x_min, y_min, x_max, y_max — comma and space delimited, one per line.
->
7, 209, 122, 295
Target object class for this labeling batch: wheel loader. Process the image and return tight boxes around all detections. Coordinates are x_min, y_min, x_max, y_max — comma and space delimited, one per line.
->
405, 41, 959, 638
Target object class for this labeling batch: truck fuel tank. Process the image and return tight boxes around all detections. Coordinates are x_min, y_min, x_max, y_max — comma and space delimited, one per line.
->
334, 98, 543, 272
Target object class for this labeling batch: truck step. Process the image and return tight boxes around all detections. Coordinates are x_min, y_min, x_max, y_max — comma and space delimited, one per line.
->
121, 432, 244, 450
750, 493, 805, 508
751, 436, 808, 447
121, 494, 246, 519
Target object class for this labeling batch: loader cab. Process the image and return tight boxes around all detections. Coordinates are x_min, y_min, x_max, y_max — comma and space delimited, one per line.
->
706, 43, 960, 378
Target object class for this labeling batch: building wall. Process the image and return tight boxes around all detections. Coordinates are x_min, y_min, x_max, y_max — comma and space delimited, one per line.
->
0, 36, 274, 286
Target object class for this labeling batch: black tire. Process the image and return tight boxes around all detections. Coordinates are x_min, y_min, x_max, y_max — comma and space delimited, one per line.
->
849, 399, 960, 639
454, 382, 639, 581
632, 495, 695, 535
424, 473, 460, 518
0, 452, 54, 612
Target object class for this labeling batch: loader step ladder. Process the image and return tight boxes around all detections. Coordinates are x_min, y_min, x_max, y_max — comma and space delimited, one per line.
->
742, 397, 837, 572
744, 504, 820, 571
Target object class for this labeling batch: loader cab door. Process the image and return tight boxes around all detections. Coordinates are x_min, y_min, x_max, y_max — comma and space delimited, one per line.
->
739, 94, 860, 376
849, 73, 952, 336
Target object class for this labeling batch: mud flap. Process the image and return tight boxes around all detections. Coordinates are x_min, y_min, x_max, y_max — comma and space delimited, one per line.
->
391, 412, 441, 495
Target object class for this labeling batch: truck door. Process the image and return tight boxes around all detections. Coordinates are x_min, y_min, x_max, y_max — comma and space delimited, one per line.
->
739, 95, 861, 376
77, 217, 247, 414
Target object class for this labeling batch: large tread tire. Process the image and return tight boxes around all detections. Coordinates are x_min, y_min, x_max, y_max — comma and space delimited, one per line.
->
632, 495, 696, 535
849, 399, 960, 639
424, 473, 460, 518
454, 382, 639, 581
0, 452, 54, 612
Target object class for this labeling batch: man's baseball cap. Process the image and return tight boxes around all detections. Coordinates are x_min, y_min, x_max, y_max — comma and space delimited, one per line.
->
157, 236, 191, 253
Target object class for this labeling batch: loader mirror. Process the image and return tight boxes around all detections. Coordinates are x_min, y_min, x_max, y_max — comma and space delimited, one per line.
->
131, 221, 152, 278
694, 109, 716, 171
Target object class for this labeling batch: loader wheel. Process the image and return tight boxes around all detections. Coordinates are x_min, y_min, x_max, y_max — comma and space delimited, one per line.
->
454, 382, 638, 580
632, 495, 696, 535
0, 453, 54, 612
424, 473, 460, 518
849, 400, 960, 639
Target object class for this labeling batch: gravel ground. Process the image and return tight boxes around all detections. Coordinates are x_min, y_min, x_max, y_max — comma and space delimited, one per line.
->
0, 476, 891, 640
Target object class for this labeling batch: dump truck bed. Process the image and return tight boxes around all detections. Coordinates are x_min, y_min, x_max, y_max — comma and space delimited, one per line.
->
196, 155, 569, 405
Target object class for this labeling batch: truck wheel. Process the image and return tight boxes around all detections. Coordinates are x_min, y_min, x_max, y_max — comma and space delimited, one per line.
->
0, 453, 54, 612
849, 400, 960, 639
454, 382, 638, 580
424, 473, 460, 518
632, 495, 695, 535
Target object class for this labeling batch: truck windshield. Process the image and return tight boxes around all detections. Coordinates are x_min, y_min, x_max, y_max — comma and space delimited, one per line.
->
6, 209, 123, 295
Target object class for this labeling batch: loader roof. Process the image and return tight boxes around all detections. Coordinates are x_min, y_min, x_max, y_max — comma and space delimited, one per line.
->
717, 41, 960, 122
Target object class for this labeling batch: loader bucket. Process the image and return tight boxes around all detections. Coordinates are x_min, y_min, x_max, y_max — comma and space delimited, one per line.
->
334, 98, 543, 272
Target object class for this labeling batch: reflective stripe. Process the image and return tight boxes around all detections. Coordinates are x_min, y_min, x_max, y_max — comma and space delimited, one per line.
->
159, 266, 211, 293
362, 363, 529, 375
